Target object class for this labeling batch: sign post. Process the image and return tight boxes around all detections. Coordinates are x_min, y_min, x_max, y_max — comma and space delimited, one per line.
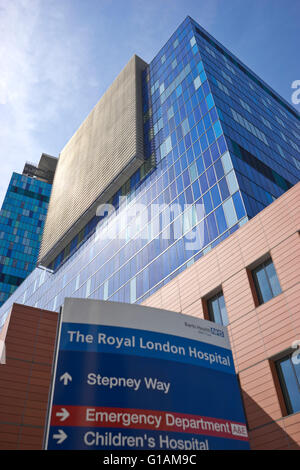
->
44, 298, 249, 450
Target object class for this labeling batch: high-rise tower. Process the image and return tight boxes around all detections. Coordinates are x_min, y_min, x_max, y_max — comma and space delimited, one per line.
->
0, 15, 298, 319
0, 16, 299, 451
0, 154, 56, 306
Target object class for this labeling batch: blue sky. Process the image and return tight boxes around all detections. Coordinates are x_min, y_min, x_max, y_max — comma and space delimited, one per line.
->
0, 0, 299, 206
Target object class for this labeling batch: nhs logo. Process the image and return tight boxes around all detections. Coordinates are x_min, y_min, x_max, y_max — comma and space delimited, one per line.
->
210, 327, 224, 338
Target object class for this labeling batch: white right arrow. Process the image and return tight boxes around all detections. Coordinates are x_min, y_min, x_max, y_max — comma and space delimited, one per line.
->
59, 372, 72, 386
53, 429, 68, 445
56, 407, 70, 422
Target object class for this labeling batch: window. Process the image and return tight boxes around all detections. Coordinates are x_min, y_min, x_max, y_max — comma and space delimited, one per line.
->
226, 170, 239, 194
194, 76, 201, 90
86, 278, 91, 298
103, 280, 109, 300
130, 277, 136, 303
223, 197, 237, 227
276, 353, 300, 415
207, 291, 229, 326
251, 258, 281, 305
221, 151, 233, 174
190, 36, 196, 47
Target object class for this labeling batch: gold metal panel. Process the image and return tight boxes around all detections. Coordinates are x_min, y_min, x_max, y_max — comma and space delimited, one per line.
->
39, 55, 147, 266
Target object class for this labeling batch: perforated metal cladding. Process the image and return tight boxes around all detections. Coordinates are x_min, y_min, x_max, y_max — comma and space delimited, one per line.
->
39, 55, 148, 266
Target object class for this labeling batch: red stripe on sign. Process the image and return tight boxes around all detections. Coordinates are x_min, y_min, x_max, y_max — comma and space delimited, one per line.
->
50, 406, 248, 441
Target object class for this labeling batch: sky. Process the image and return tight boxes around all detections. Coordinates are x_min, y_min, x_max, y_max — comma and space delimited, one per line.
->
0, 0, 299, 207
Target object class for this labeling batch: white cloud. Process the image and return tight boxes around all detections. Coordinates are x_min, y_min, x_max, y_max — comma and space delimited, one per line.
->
0, 0, 222, 207
0, 0, 99, 206
0, 1, 40, 203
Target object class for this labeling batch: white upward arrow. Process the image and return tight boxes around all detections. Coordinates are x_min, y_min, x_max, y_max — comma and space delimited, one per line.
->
56, 408, 70, 422
59, 372, 72, 386
53, 429, 68, 445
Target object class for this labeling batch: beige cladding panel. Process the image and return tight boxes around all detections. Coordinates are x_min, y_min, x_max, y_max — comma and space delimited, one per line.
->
39, 55, 147, 265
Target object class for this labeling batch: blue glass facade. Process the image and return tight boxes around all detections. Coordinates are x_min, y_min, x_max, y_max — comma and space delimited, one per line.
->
191, 19, 300, 217
0, 17, 299, 326
0, 172, 52, 307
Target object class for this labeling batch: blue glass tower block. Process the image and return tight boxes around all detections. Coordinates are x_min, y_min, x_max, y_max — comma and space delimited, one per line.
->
0, 172, 52, 306
188, 17, 299, 218
0, 16, 298, 320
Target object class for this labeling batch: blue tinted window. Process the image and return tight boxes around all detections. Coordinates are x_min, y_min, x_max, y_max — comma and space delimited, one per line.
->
197, 61, 204, 74
219, 177, 230, 200
199, 172, 209, 194
211, 184, 221, 208
174, 159, 181, 176
184, 133, 191, 150
207, 291, 229, 326
182, 169, 190, 188
196, 86, 204, 102
210, 141, 220, 162
207, 127, 215, 145
276, 355, 300, 415
180, 153, 188, 170
178, 192, 186, 209
265, 261, 282, 297
191, 126, 198, 143
203, 192, 213, 214
170, 182, 177, 201
196, 120, 205, 137
221, 151, 233, 174
215, 205, 227, 234
189, 162, 198, 182
214, 159, 224, 180
179, 139, 185, 156
187, 147, 194, 164
188, 112, 195, 129
203, 114, 211, 130
218, 293, 229, 326
254, 266, 273, 303
192, 180, 201, 200
206, 93, 214, 110
223, 197, 237, 227
203, 149, 212, 169
185, 187, 193, 204
252, 258, 282, 305
176, 175, 183, 194
194, 106, 201, 123
193, 140, 201, 158
200, 71, 207, 84
200, 133, 208, 152
207, 212, 218, 240
163, 171, 169, 187
176, 84, 182, 97
206, 166, 216, 187
200, 99, 208, 116
176, 238, 185, 267
213, 120, 223, 138
209, 107, 218, 123
168, 165, 175, 182
196, 157, 205, 175
217, 135, 227, 155
226, 170, 239, 194
202, 80, 210, 96
174, 110, 181, 127
232, 192, 246, 219
203, 218, 209, 245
